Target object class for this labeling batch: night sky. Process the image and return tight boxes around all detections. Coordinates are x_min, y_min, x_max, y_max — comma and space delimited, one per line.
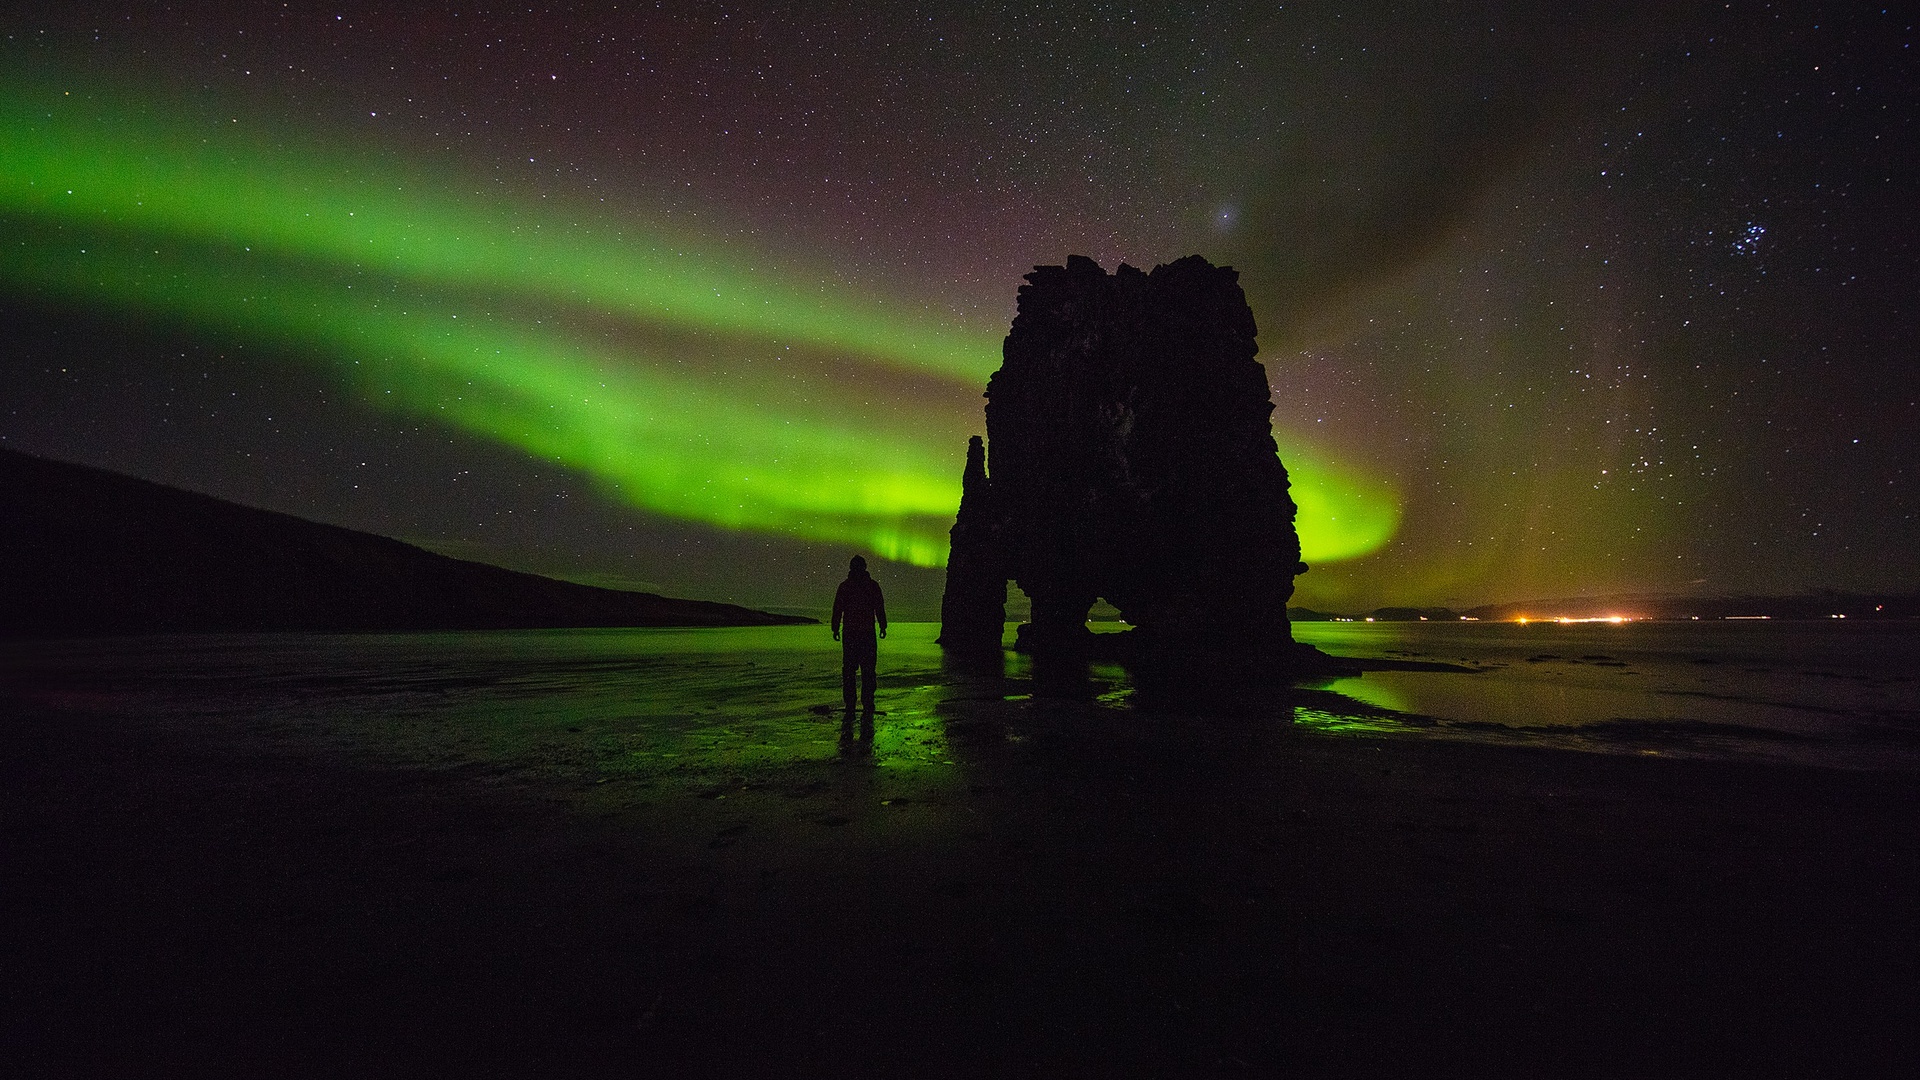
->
3, 2, 1915, 616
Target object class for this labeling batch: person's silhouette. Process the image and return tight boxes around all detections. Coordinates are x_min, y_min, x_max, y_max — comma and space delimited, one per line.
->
831, 555, 887, 721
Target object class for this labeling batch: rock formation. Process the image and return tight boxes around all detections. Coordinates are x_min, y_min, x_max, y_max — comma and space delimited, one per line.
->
938, 255, 1310, 661
934, 435, 1007, 650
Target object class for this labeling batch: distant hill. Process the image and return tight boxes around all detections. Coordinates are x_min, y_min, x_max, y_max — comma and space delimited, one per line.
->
1289, 606, 1465, 622
0, 447, 812, 637
1285, 607, 1344, 622
1364, 606, 1462, 622
1288, 594, 1920, 623
1460, 593, 1920, 622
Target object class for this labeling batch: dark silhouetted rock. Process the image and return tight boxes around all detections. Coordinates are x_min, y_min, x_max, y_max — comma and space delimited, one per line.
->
0, 447, 811, 636
939, 255, 1323, 669
935, 435, 1007, 651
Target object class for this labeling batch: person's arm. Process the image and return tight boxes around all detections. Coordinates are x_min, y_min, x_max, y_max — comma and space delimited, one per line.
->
831, 583, 844, 640
876, 584, 888, 638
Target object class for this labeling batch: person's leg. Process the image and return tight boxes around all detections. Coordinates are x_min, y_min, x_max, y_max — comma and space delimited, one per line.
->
853, 639, 877, 712
841, 648, 857, 712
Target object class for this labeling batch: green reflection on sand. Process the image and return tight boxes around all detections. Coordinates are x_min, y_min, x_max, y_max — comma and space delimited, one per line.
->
1323, 676, 1412, 716
1288, 708, 1409, 736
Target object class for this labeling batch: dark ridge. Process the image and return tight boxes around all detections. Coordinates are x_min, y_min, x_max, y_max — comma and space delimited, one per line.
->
1366, 606, 1461, 622
0, 447, 812, 637
1461, 593, 1920, 621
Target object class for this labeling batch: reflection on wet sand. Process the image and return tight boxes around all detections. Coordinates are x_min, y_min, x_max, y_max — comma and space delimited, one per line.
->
1291, 621, 1920, 770
6, 621, 1917, 778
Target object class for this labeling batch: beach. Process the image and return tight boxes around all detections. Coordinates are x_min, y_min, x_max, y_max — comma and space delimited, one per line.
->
4, 623, 1917, 1076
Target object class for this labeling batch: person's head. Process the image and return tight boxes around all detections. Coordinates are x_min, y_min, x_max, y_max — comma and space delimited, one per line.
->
849, 555, 867, 573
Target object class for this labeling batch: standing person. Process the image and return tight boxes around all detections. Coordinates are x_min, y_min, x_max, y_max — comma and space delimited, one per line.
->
831, 555, 887, 719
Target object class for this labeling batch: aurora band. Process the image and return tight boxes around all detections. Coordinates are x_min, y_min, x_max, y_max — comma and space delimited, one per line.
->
0, 78, 1398, 567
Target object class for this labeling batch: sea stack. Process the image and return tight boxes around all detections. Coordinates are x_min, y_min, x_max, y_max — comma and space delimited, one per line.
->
939, 255, 1309, 661
935, 435, 1008, 651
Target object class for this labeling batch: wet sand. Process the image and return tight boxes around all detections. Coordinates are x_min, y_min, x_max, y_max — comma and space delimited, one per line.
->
4, 626, 1917, 1077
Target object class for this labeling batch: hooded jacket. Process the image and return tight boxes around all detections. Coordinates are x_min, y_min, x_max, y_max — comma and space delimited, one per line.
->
832, 568, 887, 642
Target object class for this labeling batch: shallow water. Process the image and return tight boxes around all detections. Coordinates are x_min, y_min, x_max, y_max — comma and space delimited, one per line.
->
6, 620, 1918, 774
1293, 620, 1920, 769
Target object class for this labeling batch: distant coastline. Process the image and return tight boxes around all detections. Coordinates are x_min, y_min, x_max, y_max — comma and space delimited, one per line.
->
0, 447, 813, 637
1290, 592, 1920, 624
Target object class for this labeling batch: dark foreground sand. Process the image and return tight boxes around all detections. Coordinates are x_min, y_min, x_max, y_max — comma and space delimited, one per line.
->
4, 635, 1917, 1078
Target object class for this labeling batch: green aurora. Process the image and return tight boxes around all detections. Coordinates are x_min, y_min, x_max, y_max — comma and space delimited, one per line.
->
2, 79, 1398, 568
